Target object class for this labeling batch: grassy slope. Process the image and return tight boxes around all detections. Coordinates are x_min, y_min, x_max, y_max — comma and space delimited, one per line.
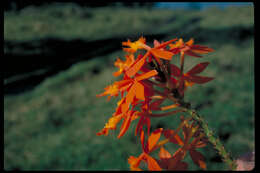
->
4, 5, 254, 170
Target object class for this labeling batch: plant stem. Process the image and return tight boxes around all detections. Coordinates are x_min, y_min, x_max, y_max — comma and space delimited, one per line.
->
183, 108, 237, 170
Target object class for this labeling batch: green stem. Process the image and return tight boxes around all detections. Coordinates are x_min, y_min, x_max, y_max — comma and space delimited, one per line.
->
183, 108, 237, 170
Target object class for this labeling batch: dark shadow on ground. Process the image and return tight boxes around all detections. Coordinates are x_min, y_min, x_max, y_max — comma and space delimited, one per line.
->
4, 24, 253, 95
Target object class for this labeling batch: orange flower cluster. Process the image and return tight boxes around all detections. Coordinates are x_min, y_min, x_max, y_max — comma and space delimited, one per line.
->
97, 36, 214, 170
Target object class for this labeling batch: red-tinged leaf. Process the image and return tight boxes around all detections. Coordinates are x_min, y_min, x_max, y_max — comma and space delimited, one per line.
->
117, 112, 132, 138
157, 147, 172, 169
140, 129, 148, 153
189, 149, 207, 170
191, 45, 214, 53
168, 148, 184, 170
126, 53, 148, 77
163, 129, 184, 146
173, 161, 188, 170
150, 99, 165, 111
185, 50, 202, 57
195, 141, 207, 148
148, 128, 163, 151
156, 38, 178, 49
178, 77, 185, 97
140, 63, 152, 73
145, 154, 162, 171
136, 70, 158, 81
150, 49, 174, 60
143, 82, 155, 97
191, 45, 210, 49
186, 62, 210, 75
170, 64, 181, 77
146, 117, 151, 137
135, 82, 145, 100
159, 147, 172, 159
135, 116, 144, 136
170, 48, 181, 55
170, 77, 178, 88
184, 75, 214, 84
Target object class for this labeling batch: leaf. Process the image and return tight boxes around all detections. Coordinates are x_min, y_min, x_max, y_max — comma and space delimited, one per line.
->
184, 75, 214, 84
168, 148, 184, 170
185, 50, 202, 57
173, 161, 188, 170
150, 49, 174, 60
150, 99, 165, 111
148, 128, 163, 151
191, 45, 214, 53
189, 149, 207, 170
145, 154, 162, 171
170, 64, 181, 77
186, 62, 210, 75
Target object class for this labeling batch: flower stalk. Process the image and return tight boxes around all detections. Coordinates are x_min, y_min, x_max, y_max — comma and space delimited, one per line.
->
183, 107, 237, 170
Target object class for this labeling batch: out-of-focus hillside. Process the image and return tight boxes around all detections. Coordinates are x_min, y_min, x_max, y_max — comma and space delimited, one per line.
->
4, 4, 254, 170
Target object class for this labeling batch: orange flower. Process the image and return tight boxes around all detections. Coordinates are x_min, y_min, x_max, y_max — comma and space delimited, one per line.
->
169, 38, 214, 57
122, 70, 158, 110
128, 128, 164, 171
113, 54, 135, 77
122, 37, 147, 53
157, 147, 188, 170
163, 119, 207, 170
124, 37, 177, 77
96, 109, 139, 137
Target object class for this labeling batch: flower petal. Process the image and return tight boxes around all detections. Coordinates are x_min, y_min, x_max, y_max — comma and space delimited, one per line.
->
156, 38, 178, 49
145, 154, 162, 171
117, 111, 133, 138
148, 128, 163, 151
136, 70, 158, 81
150, 49, 174, 60
126, 52, 148, 77
159, 147, 172, 159
135, 82, 145, 100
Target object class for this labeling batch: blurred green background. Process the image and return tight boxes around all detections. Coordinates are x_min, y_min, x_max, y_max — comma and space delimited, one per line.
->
4, 2, 254, 170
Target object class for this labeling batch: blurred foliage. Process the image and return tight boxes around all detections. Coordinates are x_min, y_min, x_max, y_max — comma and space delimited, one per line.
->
4, 3, 254, 170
